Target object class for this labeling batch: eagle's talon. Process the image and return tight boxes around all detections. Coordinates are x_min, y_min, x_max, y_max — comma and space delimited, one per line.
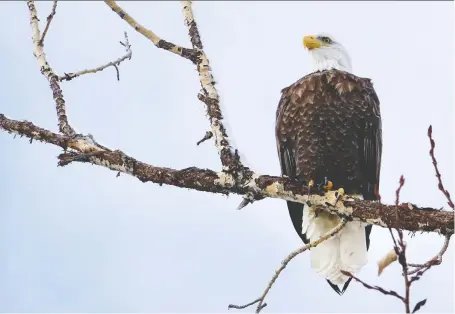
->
334, 188, 345, 205
324, 180, 333, 191
317, 177, 334, 192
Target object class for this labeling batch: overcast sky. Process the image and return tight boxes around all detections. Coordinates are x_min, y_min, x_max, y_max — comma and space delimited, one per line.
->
0, 1, 453, 313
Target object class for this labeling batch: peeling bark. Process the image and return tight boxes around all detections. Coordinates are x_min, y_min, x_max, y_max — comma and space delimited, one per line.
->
181, 1, 244, 173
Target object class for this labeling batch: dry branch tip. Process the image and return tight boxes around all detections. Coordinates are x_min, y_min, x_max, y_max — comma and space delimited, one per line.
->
38, 0, 57, 46
196, 131, 213, 146
231, 220, 348, 313
58, 31, 132, 82
427, 125, 454, 210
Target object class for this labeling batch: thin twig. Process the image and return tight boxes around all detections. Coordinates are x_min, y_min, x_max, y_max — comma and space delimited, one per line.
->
389, 175, 405, 254
393, 175, 411, 313
409, 259, 438, 284
104, 1, 198, 63
401, 242, 411, 314
408, 235, 451, 275
395, 175, 405, 206
27, 0, 75, 136
228, 298, 263, 310
39, 0, 57, 45
428, 125, 454, 209
196, 131, 213, 146
341, 270, 405, 301
58, 32, 132, 82
229, 220, 348, 313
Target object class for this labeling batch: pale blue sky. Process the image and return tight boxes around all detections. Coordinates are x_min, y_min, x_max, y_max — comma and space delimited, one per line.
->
0, 1, 453, 313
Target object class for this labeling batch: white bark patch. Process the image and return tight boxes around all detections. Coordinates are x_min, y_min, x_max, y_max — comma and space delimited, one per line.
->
28, 1, 74, 136
418, 222, 430, 229
215, 172, 236, 187
92, 157, 130, 174
180, 1, 236, 172
365, 217, 388, 228
68, 138, 104, 153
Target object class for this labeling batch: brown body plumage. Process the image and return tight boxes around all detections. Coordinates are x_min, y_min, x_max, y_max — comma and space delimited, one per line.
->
275, 68, 382, 294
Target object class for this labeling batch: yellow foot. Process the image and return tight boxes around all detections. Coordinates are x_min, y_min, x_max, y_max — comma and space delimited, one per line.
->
334, 188, 345, 205
323, 180, 333, 191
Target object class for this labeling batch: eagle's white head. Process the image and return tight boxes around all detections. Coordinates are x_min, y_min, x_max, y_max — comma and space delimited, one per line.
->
303, 33, 352, 73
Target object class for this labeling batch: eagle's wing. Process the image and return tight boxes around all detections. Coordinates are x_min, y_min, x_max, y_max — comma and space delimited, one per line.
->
276, 90, 310, 245
359, 83, 382, 202
357, 81, 382, 251
277, 142, 309, 244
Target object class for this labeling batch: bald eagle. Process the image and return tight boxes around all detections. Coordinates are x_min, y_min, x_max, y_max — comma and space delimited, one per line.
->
275, 34, 382, 295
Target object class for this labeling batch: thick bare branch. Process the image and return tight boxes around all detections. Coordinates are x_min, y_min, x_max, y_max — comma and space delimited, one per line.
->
181, 2, 244, 173
27, 0, 75, 137
104, 1, 198, 63
1, 114, 453, 236
27, 1, 76, 136
103, 0, 244, 175
229, 220, 348, 313
58, 32, 132, 82
38, 0, 57, 45
105, 0, 243, 173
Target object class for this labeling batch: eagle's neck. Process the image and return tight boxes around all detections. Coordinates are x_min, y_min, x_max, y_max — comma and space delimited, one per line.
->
309, 50, 352, 72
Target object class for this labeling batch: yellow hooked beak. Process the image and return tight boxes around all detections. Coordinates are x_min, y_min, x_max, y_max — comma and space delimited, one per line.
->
303, 35, 322, 50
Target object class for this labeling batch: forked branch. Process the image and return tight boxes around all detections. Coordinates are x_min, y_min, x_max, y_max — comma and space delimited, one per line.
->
58, 32, 132, 82
28, 0, 75, 136
38, 0, 57, 45
105, 0, 245, 174
342, 128, 454, 313
104, 0, 199, 63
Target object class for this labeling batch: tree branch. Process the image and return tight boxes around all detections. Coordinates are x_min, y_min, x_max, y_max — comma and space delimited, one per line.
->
58, 32, 132, 82
27, 0, 75, 137
105, 0, 245, 175
229, 220, 348, 313
428, 125, 454, 210
408, 235, 450, 275
1, 114, 453, 236
38, 0, 57, 46
345, 145, 453, 313
6, 3, 453, 312
181, 1, 244, 174
104, 1, 199, 63
341, 270, 405, 301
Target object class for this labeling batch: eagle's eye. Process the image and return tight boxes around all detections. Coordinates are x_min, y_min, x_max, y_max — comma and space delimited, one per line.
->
320, 36, 332, 44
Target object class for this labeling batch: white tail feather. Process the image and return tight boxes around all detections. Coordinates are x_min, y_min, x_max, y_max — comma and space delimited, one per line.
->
302, 196, 368, 285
